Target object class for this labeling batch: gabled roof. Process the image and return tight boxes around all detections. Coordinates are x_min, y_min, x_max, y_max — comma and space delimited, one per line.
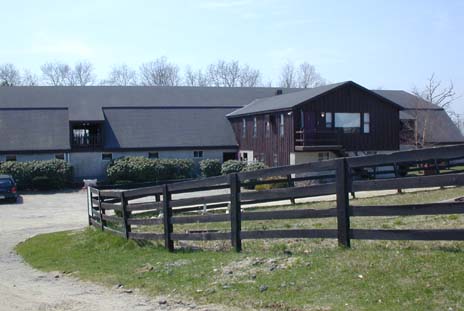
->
227, 82, 346, 117
375, 90, 464, 144
0, 86, 300, 121
0, 108, 70, 152
103, 107, 238, 149
373, 90, 441, 110
227, 81, 402, 117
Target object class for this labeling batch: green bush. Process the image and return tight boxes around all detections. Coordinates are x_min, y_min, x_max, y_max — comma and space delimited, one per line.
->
241, 161, 269, 189
199, 159, 222, 177
241, 161, 268, 172
221, 160, 246, 175
0, 159, 73, 190
254, 176, 289, 191
106, 157, 195, 183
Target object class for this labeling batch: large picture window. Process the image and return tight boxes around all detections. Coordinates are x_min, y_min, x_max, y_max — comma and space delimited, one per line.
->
334, 113, 361, 133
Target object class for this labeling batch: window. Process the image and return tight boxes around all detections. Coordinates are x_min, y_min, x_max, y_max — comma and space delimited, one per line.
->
300, 110, 305, 128
318, 152, 330, 161
223, 152, 236, 162
148, 152, 159, 159
102, 153, 112, 161
253, 117, 257, 138
72, 123, 102, 148
265, 120, 271, 137
279, 114, 285, 137
363, 113, 370, 133
242, 118, 246, 138
5, 155, 16, 162
194, 151, 203, 158
273, 153, 278, 166
55, 153, 65, 160
334, 113, 361, 133
325, 112, 333, 128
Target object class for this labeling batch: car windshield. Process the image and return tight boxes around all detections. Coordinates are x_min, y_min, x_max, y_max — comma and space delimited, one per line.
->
0, 179, 13, 187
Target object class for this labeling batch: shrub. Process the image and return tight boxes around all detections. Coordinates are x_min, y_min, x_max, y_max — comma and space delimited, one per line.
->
106, 157, 195, 183
240, 161, 268, 189
200, 159, 222, 177
0, 159, 73, 190
241, 161, 268, 172
254, 176, 289, 191
221, 160, 246, 175
31, 176, 61, 190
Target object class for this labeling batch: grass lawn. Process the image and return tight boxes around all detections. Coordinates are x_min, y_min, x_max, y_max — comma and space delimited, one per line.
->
16, 187, 464, 311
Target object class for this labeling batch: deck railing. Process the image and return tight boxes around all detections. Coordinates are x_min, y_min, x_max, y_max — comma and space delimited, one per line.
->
295, 129, 340, 146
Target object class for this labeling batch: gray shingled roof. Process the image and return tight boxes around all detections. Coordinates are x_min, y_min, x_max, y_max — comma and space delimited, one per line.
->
227, 82, 347, 117
373, 90, 440, 110
375, 90, 464, 144
103, 107, 238, 149
227, 81, 403, 117
0, 86, 299, 121
0, 108, 70, 151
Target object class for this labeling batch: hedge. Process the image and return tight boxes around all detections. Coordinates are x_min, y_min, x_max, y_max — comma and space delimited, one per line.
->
107, 157, 195, 183
0, 160, 73, 190
221, 160, 246, 175
200, 159, 222, 177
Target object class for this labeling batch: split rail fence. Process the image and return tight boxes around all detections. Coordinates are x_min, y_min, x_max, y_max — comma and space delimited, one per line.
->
87, 144, 464, 251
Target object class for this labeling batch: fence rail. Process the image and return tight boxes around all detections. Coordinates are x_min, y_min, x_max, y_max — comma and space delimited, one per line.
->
87, 144, 464, 252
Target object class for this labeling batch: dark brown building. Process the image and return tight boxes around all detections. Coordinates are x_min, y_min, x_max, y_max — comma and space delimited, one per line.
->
228, 81, 403, 166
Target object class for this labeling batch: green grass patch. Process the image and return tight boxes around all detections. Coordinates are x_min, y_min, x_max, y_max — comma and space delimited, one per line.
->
16, 187, 464, 311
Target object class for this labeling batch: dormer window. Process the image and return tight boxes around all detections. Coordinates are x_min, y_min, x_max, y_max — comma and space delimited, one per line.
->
71, 122, 102, 150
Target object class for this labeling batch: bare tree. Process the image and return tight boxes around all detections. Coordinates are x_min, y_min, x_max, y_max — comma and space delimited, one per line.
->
279, 62, 296, 88
239, 65, 261, 87
207, 60, 241, 87
21, 70, 39, 86
104, 64, 137, 86
184, 66, 209, 87
71, 61, 95, 86
297, 62, 325, 88
415, 73, 456, 111
0, 63, 22, 86
403, 74, 458, 147
139, 57, 180, 86
40, 62, 73, 86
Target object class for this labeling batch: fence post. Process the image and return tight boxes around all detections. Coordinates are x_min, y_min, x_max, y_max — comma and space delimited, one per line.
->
393, 163, 403, 194
336, 158, 351, 248
120, 192, 130, 239
287, 174, 296, 204
98, 191, 105, 231
87, 187, 93, 226
163, 184, 174, 252
229, 173, 242, 252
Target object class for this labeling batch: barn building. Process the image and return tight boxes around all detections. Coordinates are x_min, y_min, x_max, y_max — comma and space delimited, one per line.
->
0, 81, 462, 179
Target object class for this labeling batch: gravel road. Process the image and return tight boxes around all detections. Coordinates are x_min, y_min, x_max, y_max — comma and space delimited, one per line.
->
0, 190, 232, 311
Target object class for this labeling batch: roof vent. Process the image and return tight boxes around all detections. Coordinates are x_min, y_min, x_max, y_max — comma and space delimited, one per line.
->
276, 89, 283, 95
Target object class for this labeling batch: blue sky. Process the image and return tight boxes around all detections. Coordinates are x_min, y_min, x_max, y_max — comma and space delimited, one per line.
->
1, 0, 463, 112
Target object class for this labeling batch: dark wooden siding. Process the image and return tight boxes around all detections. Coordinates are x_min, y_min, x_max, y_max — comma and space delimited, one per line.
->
229, 83, 400, 167
294, 84, 400, 151
230, 112, 294, 167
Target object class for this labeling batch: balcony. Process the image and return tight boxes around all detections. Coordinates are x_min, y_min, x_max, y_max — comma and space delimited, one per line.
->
71, 124, 102, 151
295, 129, 342, 151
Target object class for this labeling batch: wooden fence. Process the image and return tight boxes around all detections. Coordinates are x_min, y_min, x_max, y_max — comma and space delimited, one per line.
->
87, 144, 464, 251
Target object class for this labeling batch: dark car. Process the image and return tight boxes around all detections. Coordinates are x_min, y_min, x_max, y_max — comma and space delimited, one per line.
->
0, 175, 18, 202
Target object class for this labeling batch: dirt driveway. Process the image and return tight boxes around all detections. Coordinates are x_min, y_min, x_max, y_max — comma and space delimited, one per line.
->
0, 190, 231, 311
